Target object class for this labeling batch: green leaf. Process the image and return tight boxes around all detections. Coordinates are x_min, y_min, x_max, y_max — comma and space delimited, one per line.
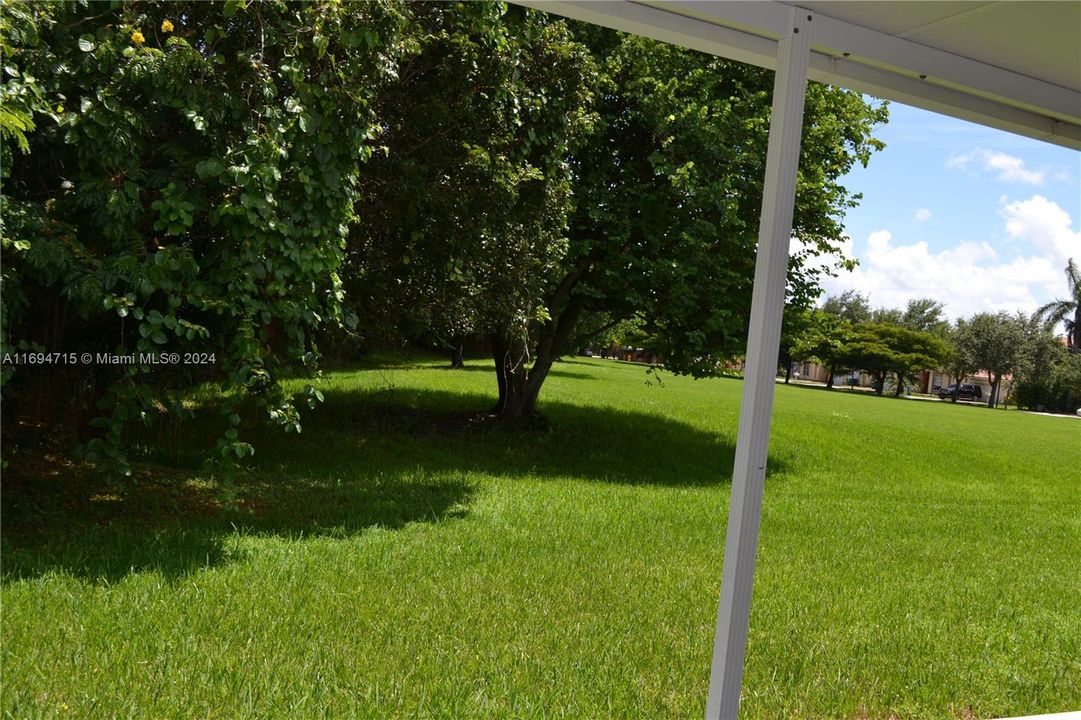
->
195, 160, 224, 178
223, 0, 243, 18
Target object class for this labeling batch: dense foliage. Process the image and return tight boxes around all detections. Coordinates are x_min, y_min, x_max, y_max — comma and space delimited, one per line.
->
1012, 324, 1078, 413
500, 28, 886, 416
795, 295, 948, 393
2, 0, 890, 475
2, 0, 404, 477
345, 3, 594, 367
838, 322, 948, 396
795, 294, 946, 395
958, 312, 1025, 407
302, 9, 890, 419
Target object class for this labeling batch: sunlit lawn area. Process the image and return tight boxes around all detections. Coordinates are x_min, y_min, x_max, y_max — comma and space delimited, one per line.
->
3, 357, 1079, 719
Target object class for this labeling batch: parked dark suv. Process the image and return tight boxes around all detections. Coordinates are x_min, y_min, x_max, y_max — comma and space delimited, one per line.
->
937, 383, 983, 401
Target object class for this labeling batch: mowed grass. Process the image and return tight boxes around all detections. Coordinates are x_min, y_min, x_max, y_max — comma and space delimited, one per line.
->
2, 357, 1079, 719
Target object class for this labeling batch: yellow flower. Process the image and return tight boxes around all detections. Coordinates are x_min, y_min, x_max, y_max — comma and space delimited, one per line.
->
161, 20, 174, 33
131, 30, 145, 45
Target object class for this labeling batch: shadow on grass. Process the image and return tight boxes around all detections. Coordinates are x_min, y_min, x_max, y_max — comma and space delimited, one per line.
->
1, 465, 474, 584
242, 387, 751, 488
431, 364, 597, 381
3, 385, 759, 585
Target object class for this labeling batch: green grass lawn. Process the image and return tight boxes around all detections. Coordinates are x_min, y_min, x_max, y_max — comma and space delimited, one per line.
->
3, 357, 1079, 719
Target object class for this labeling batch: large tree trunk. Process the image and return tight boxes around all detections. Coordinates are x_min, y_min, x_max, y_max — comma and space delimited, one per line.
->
987, 373, 998, 408
449, 339, 465, 369
488, 264, 593, 421
783, 359, 793, 384
490, 292, 587, 420
894, 373, 905, 397
826, 365, 836, 390
490, 334, 554, 420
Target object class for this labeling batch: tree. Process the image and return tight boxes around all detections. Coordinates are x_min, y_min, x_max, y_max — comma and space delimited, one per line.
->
1033, 257, 1081, 350
778, 307, 814, 384
1012, 318, 1070, 411
901, 298, 948, 336
1, 1, 405, 477
870, 307, 903, 325
837, 324, 894, 395
344, 4, 595, 400
806, 291, 877, 390
822, 290, 873, 324
348, 19, 887, 419
579, 313, 648, 356
942, 320, 976, 403
473, 27, 888, 418
1051, 353, 1081, 414
958, 312, 1025, 408
795, 309, 855, 389
840, 322, 947, 396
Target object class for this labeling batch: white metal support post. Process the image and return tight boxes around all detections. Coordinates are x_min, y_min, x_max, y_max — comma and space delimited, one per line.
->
705, 8, 812, 720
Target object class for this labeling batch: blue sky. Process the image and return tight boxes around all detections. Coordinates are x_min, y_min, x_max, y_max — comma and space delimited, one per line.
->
809, 101, 1081, 322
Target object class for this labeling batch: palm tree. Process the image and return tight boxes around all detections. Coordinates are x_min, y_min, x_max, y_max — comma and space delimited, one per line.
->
1034, 258, 1081, 351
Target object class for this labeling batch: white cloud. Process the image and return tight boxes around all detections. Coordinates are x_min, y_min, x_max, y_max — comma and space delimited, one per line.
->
812, 196, 1079, 320
946, 149, 1046, 185
1000, 194, 1080, 268
913, 208, 932, 222
820, 231, 1052, 319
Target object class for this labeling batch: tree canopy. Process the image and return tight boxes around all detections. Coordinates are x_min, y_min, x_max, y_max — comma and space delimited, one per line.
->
2, 0, 405, 476
839, 322, 947, 396
345, 4, 594, 363
955, 312, 1025, 407
1033, 257, 1081, 351
337, 15, 889, 418
2, 0, 890, 476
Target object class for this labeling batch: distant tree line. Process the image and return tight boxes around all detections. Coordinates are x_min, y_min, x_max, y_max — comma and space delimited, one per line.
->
780, 261, 1081, 415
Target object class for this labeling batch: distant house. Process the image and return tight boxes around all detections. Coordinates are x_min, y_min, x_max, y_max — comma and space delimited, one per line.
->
795, 362, 875, 389
925, 370, 1014, 404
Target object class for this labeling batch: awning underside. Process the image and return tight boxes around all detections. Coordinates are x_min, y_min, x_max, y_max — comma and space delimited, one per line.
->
517, 1, 1081, 150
